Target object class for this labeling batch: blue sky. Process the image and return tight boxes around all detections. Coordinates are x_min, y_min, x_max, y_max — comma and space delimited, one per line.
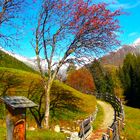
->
114, 0, 140, 45
5, 0, 140, 58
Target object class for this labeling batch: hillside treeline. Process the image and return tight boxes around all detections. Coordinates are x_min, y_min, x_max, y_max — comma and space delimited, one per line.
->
66, 53, 140, 108
118, 53, 140, 108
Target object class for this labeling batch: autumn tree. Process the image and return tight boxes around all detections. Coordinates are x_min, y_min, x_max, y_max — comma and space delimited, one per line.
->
66, 68, 95, 94
33, 0, 122, 128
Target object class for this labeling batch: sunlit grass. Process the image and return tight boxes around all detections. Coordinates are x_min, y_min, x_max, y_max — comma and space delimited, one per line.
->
27, 129, 67, 140
0, 127, 6, 140
0, 127, 66, 140
122, 106, 140, 140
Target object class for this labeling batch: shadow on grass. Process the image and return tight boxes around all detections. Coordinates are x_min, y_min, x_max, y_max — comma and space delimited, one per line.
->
26, 81, 83, 128
50, 84, 83, 120
0, 72, 83, 128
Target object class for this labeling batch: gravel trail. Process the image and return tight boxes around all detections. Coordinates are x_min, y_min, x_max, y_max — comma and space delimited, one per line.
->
88, 100, 114, 140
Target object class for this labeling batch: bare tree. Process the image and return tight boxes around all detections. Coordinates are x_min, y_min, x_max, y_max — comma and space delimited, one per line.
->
33, 0, 122, 128
0, 0, 25, 47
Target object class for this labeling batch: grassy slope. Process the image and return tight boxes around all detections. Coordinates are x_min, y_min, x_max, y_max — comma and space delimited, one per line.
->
0, 67, 96, 119
0, 50, 36, 73
0, 67, 96, 139
123, 106, 140, 140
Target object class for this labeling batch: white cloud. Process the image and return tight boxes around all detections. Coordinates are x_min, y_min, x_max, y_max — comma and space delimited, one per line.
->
133, 38, 140, 46
128, 32, 139, 37
109, 1, 140, 9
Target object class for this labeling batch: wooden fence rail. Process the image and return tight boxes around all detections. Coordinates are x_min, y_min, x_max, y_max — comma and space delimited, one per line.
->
68, 106, 98, 140
95, 93, 125, 140
78, 106, 98, 139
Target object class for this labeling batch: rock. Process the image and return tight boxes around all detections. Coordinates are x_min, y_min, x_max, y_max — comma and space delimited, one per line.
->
54, 125, 60, 132
67, 127, 70, 130
70, 132, 80, 140
28, 126, 35, 131
63, 130, 71, 134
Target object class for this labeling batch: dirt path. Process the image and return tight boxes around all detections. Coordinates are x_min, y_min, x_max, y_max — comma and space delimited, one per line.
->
88, 100, 114, 140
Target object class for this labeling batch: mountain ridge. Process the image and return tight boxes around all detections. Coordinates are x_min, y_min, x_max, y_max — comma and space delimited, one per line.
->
100, 44, 140, 66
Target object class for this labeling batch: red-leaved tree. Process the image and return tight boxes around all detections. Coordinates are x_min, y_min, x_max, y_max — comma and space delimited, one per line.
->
32, 0, 122, 128
66, 68, 95, 94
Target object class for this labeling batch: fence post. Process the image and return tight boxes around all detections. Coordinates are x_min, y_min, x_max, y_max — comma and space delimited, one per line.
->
102, 133, 109, 140
115, 121, 120, 140
107, 127, 113, 140
82, 121, 85, 140
117, 117, 122, 137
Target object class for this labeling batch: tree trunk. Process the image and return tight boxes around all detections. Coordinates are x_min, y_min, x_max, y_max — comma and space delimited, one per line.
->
44, 80, 52, 129
29, 108, 44, 129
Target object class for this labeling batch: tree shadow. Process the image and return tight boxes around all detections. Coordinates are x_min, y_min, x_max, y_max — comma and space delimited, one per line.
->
50, 84, 82, 118
0, 71, 23, 96
27, 81, 83, 128
0, 72, 83, 128
27, 81, 45, 128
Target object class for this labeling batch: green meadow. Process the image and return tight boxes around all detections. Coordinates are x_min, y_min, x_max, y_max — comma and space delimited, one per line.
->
122, 106, 140, 140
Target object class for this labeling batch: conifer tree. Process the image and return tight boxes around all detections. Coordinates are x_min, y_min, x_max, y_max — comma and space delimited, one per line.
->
89, 59, 114, 94
119, 53, 140, 107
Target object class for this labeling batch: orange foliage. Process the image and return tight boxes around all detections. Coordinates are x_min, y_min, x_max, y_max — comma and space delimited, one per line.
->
66, 68, 95, 94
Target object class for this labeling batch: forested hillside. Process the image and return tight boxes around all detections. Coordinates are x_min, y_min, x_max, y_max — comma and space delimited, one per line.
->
87, 54, 140, 108
88, 59, 115, 95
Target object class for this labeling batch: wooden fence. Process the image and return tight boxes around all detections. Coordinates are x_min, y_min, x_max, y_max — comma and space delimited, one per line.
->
68, 106, 98, 140
78, 106, 98, 139
95, 93, 125, 140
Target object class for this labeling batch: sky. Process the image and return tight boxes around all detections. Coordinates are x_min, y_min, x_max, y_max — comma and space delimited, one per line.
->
3, 0, 140, 58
